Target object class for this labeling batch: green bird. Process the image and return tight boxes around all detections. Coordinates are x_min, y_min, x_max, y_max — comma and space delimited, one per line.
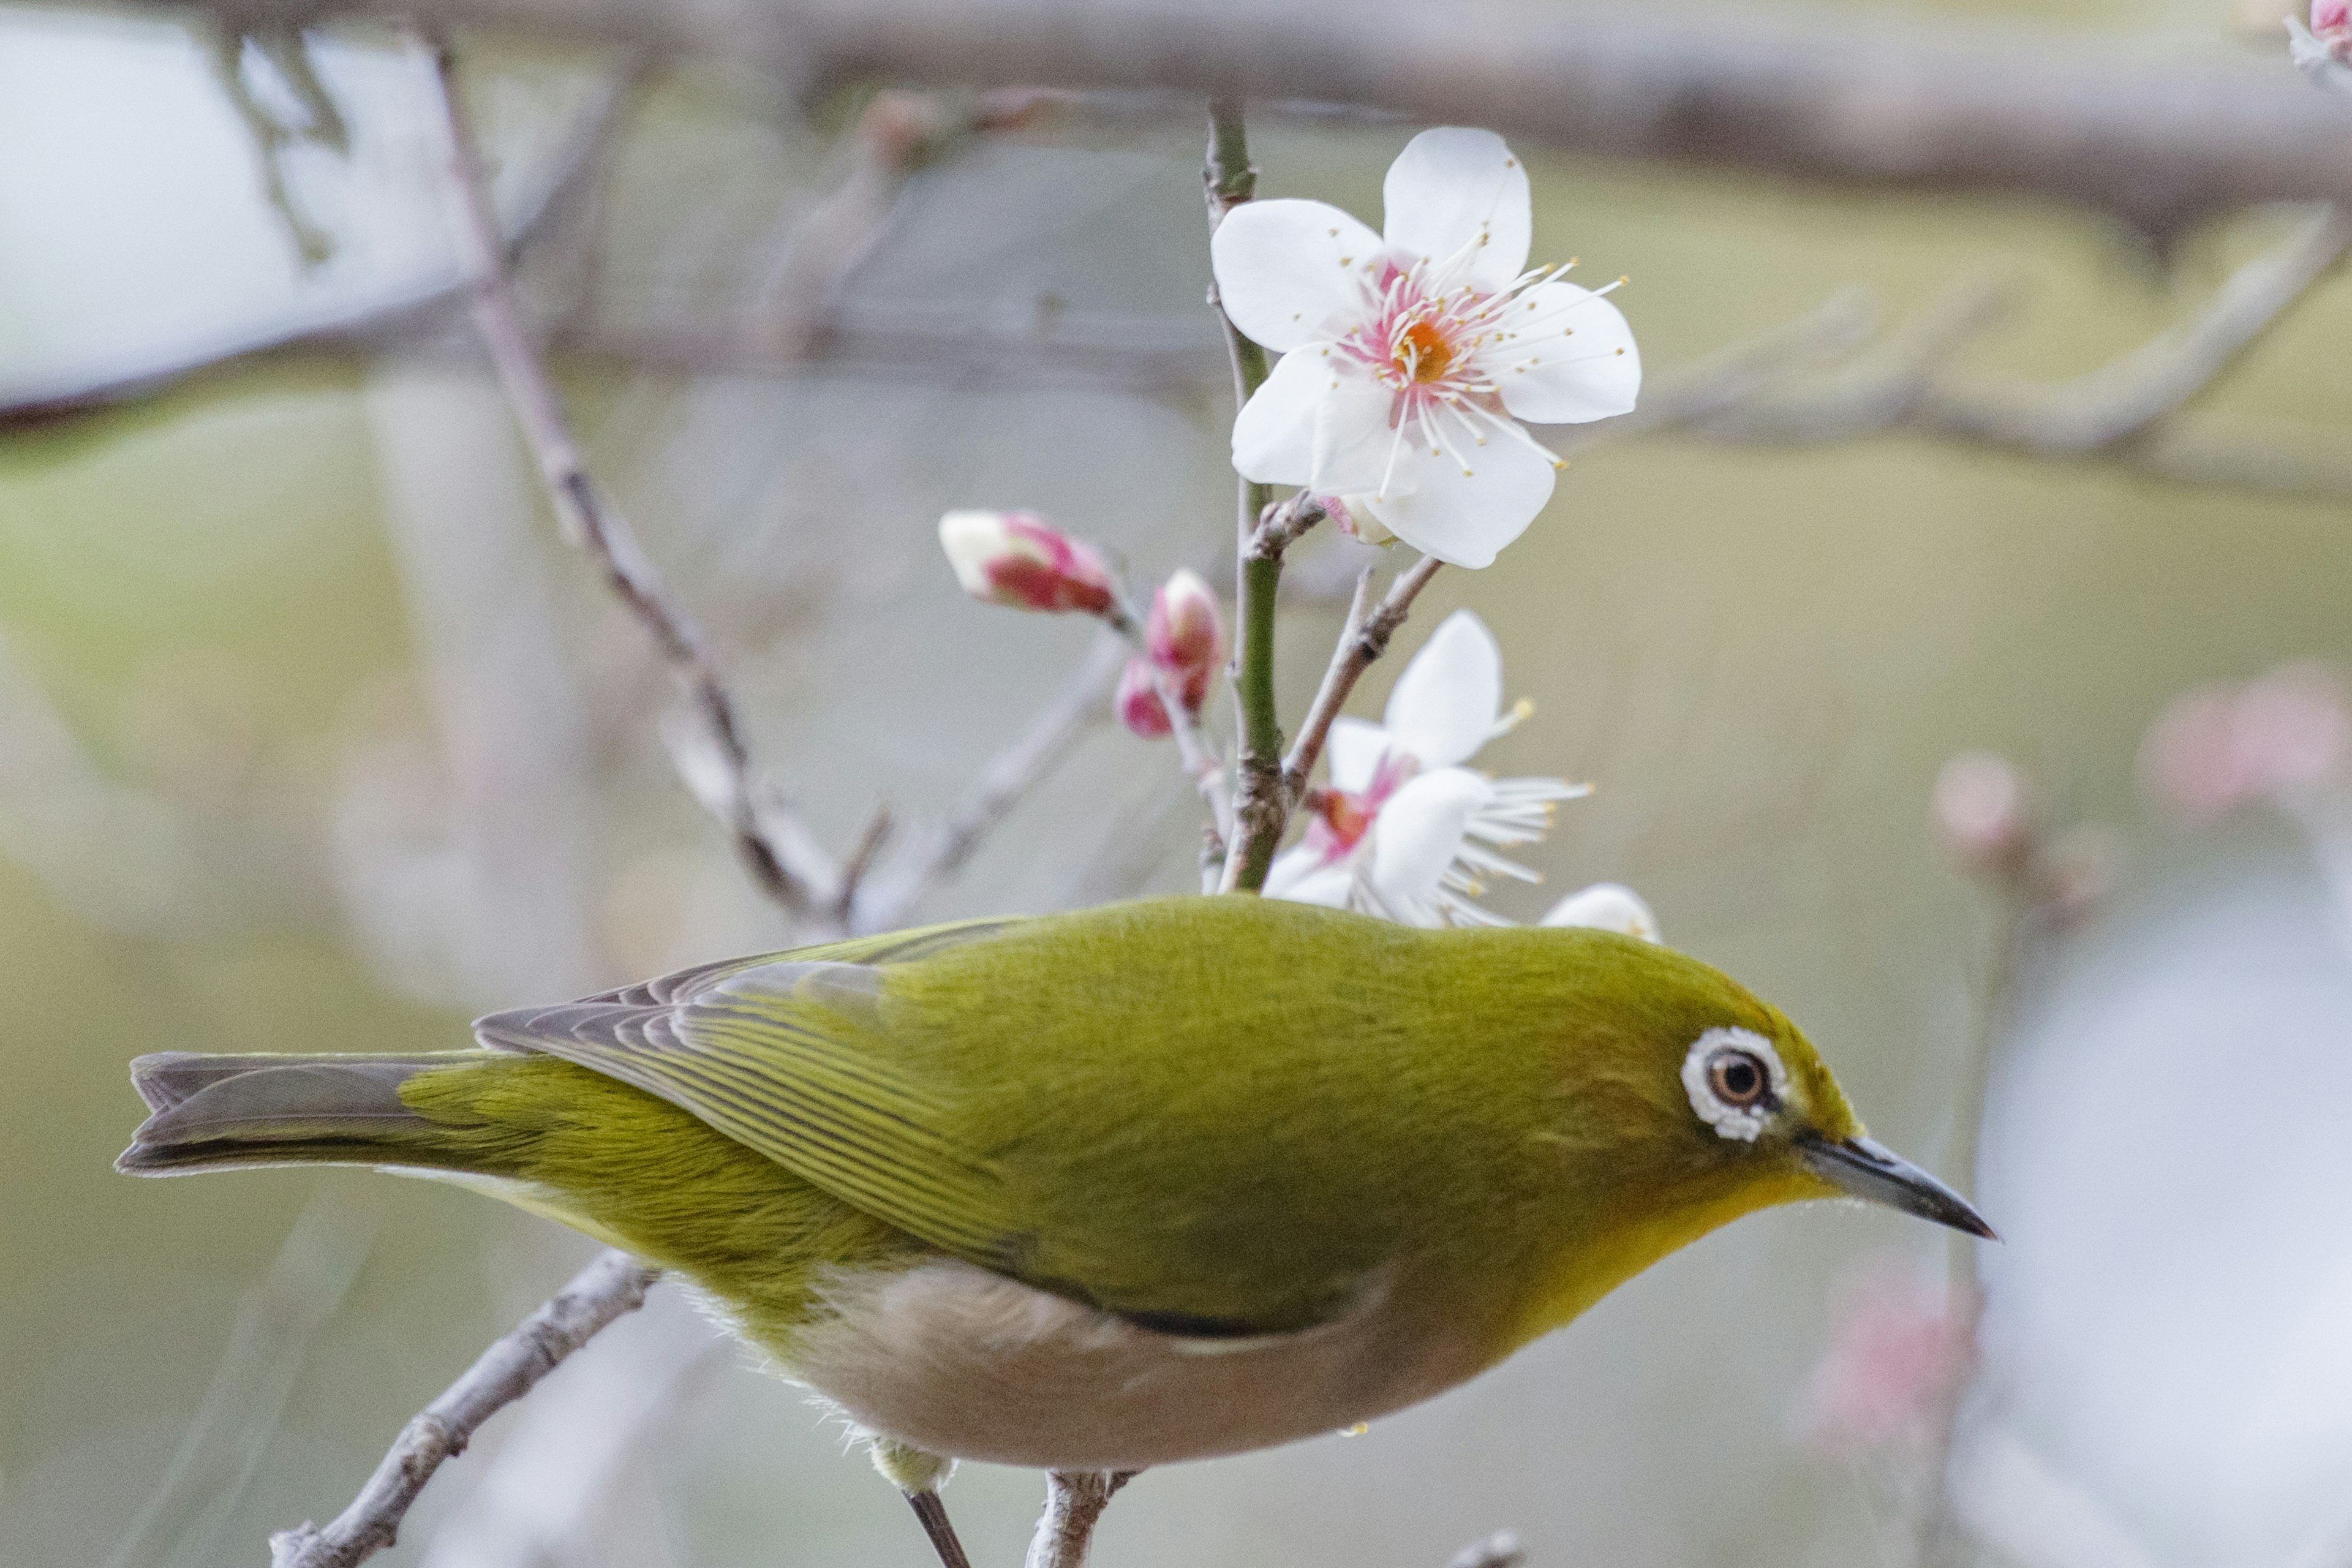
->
119, 897, 1986, 1543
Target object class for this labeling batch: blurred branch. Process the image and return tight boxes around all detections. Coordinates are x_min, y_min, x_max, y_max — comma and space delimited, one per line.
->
848, 629, 1126, 932
421, 32, 840, 920
1025, 1469, 1133, 1568
742, 87, 1053, 356
115, 0, 2352, 234
105, 1183, 383, 1568
208, 25, 347, 266
1665, 209, 2352, 494
0, 60, 641, 429
269, 1249, 661, 1568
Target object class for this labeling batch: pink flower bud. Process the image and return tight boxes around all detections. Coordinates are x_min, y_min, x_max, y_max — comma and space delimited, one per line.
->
1145, 568, 1223, 712
937, 510, 1115, 616
1115, 657, 1172, 739
1931, 752, 2034, 878
2316, 0, 2350, 36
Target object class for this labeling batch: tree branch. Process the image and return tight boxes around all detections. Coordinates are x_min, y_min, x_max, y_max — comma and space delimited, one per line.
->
1219, 492, 1325, 892
418, 32, 837, 918
1023, 1469, 1134, 1568
1203, 97, 1287, 897
1672, 208, 2352, 471
1280, 552, 1442, 805
117, 0, 2352, 236
268, 1248, 662, 1568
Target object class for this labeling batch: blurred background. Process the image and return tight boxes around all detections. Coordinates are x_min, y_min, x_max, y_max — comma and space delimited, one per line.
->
6, 1, 2352, 1566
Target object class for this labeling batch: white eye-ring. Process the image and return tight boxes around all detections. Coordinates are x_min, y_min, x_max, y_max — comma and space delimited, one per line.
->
1682, 1027, 1790, 1142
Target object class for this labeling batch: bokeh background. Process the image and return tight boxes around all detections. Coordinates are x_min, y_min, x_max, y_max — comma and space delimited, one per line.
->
6, 3, 2352, 1567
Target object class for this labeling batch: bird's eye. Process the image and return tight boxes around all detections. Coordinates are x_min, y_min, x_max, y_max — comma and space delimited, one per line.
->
1707, 1050, 1770, 1109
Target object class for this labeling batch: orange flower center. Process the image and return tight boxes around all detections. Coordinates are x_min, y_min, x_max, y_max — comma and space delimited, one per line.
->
1398, 320, 1455, 383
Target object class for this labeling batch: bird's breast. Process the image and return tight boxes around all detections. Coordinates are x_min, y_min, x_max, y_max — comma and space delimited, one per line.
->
780, 1256, 1490, 1470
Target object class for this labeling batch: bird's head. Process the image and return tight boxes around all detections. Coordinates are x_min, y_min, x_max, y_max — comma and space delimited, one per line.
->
1491, 929, 1992, 1338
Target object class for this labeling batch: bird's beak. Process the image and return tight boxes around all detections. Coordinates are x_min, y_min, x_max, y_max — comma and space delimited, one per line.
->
1795, 1134, 1997, 1240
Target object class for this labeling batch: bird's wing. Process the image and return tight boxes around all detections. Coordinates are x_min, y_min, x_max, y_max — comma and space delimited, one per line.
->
478, 902, 1420, 1336
473, 916, 1029, 1262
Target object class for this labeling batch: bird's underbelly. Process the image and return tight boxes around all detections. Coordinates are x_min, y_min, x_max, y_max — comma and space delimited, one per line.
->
777, 1257, 1489, 1470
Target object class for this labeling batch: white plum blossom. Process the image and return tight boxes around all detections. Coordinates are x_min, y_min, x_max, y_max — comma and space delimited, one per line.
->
1265, 609, 1586, 925
1210, 127, 1640, 569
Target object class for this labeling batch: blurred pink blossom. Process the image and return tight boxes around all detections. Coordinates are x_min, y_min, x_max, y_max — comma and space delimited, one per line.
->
2141, 663, 2351, 820
2316, 0, 2351, 40
1798, 1262, 1975, 1457
1932, 751, 2035, 878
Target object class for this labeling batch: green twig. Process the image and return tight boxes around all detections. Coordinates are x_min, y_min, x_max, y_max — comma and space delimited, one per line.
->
1204, 96, 1290, 892
1218, 496, 1326, 892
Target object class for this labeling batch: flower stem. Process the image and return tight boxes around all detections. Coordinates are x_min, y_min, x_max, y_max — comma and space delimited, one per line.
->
1218, 497, 1327, 891
1204, 96, 1287, 892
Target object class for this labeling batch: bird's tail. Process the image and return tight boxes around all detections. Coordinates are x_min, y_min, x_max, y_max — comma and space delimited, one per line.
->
116, 1050, 524, 1178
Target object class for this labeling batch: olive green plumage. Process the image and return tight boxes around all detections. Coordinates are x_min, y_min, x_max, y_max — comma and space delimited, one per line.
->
119, 895, 1981, 1476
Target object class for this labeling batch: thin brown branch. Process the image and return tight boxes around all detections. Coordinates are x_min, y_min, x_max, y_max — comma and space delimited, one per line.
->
1679, 209, 2352, 479
418, 33, 833, 918
138, 0, 2352, 235
832, 802, 896, 928
848, 629, 1128, 932
1280, 565, 1376, 793
1023, 1469, 1134, 1568
268, 1248, 661, 1568
1921, 206, 2352, 451
1279, 553, 1444, 804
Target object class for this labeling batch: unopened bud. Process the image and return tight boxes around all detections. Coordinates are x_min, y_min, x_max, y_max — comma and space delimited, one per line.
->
1931, 752, 2034, 878
1146, 568, 1223, 712
937, 510, 1115, 616
1539, 882, 1660, 943
2318, 0, 2350, 37
1115, 657, 1172, 739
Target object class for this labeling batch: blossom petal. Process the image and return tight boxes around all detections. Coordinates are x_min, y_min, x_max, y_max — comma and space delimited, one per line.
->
1265, 844, 1355, 907
1362, 413, 1556, 569
1326, 717, 1391, 794
1211, 198, 1384, 353
1229, 345, 1330, 486
1311, 361, 1405, 496
1384, 609, 1503, 770
1368, 767, 1494, 919
1381, 129, 1531, 295
1540, 882, 1661, 942
1488, 282, 1642, 425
